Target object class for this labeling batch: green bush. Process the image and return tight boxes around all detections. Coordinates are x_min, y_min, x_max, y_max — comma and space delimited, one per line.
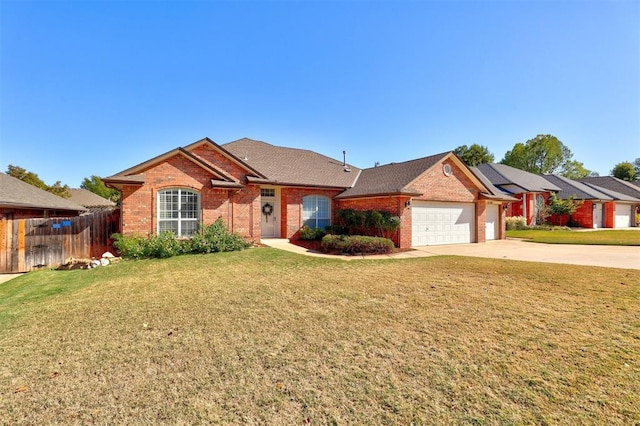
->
334, 208, 401, 238
321, 234, 395, 255
112, 218, 249, 259
505, 216, 527, 231
189, 219, 250, 253
298, 225, 326, 240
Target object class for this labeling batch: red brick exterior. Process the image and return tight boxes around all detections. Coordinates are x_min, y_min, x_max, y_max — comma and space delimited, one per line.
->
507, 192, 551, 225
115, 148, 507, 248
334, 160, 500, 248
282, 188, 343, 239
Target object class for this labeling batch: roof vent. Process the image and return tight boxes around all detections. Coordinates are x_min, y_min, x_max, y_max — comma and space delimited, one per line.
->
243, 151, 248, 161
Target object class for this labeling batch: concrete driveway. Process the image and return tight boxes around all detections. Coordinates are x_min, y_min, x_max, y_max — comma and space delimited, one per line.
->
414, 239, 640, 270
262, 238, 640, 270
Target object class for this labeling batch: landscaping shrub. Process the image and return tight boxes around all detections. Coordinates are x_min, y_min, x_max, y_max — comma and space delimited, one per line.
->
298, 225, 326, 240
189, 219, 250, 253
505, 216, 527, 230
321, 234, 395, 255
334, 208, 401, 238
112, 218, 249, 259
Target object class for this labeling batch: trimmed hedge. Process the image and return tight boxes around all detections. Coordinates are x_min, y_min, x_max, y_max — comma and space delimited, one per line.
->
321, 234, 395, 255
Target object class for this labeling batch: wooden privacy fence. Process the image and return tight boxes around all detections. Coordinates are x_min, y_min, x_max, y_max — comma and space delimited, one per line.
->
0, 209, 120, 273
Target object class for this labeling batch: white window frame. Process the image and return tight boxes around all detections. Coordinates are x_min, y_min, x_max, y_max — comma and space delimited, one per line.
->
157, 188, 200, 237
302, 195, 331, 230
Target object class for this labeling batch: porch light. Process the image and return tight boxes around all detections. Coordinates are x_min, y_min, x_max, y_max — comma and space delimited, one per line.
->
405, 200, 412, 208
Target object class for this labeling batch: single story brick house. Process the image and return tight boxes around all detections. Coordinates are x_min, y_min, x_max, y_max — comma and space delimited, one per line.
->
542, 174, 639, 228
0, 172, 87, 220
474, 163, 561, 225
103, 137, 514, 248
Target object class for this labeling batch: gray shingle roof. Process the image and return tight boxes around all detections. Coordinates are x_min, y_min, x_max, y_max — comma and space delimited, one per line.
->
542, 174, 613, 200
544, 174, 640, 201
68, 188, 116, 208
223, 138, 361, 188
476, 163, 561, 193
578, 176, 640, 199
335, 152, 449, 199
0, 173, 87, 212
470, 167, 519, 201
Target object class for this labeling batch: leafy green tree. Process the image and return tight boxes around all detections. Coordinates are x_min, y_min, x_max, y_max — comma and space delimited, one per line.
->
6, 165, 71, 198
501, 134, 572, 174
81, 175, 120, 202
547, 192, 583, 216
6, 165, 48, 190
561, 160, 594, 179
453, 144, 495, 166
611, 161, 638, 181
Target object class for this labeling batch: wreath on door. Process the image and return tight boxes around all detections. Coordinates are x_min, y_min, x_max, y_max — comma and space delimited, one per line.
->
262, 203, 274, 221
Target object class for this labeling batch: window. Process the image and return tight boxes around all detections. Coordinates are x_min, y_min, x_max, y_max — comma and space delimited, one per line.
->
302, 195, 330, 230
157, 188, 200, 237
261, 188, 275, 197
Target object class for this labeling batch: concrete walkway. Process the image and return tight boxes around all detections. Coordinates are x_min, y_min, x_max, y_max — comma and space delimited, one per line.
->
261, 238, 640, 270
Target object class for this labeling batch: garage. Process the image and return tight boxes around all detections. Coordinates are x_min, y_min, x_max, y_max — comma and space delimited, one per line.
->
412, 201, 475, 246
485, 204, 499, 240
614, 204, 632, 228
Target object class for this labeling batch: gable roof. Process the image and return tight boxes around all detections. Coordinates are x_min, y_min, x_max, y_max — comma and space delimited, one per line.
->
470, 167, 519, 201
0, 173, 87, 212
334, 151, 506, 200
476, 163, 561, 193
104, 143, 237, 185
335, 152, 449, 199
578, 176, 640, 199
223, 138, 361, 188
543, 174, 640, 202
68, 188, 116, 208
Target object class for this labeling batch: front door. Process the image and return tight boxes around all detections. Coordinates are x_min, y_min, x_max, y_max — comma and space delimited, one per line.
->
593, 203, 603, 228
260, 188, 278, 238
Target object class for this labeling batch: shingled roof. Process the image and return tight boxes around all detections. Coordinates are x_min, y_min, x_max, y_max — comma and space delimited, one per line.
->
335, 153, 449, 199
0, 173, 86, 212
578, 176, 640, 199
223, 138, 361, 188
543, 174, 640, 202
68, 188, 116, 209
476, 163, 561, 193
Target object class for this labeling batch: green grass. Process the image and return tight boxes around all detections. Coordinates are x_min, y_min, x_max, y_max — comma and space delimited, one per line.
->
507, 229, 640, 245
1, 248, 639, 424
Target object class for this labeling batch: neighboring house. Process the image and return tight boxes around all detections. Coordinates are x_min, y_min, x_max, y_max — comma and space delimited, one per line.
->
103, 137, 514, 248
543, 174, 640, 228
68, 188, 117, 213
0, 173, 86, 219
475, 163, 561, 225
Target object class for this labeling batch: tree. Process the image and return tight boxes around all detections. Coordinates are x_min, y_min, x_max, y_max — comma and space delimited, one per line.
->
453, 144, 495, 166
6, 165, 48, 190
561, 160, 594, 179
500, 134, 572, 174
6, 165, 71, 198
81, 175, 120, 202
611, 160, 639, 181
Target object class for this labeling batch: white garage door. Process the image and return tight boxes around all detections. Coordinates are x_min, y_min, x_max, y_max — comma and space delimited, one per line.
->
412, 201, 475, 246
485, 204, 499, 241
614, 204, 632, 228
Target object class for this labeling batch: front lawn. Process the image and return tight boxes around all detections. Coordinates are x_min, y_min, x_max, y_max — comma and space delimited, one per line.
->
1, 249, 639, 424
507, 229, 640, 245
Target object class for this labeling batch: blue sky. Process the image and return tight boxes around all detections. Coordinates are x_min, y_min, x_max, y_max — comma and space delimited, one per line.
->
1, 0, 638, 187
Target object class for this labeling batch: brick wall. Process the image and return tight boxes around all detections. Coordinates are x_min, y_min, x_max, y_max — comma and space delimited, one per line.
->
189, 144, 250, 182
335, 196, 406, 247
119, 154, 260, 240
282, 187, 343, 239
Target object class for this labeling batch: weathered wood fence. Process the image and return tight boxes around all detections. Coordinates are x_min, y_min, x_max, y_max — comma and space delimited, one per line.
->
0, 209, 120, 273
